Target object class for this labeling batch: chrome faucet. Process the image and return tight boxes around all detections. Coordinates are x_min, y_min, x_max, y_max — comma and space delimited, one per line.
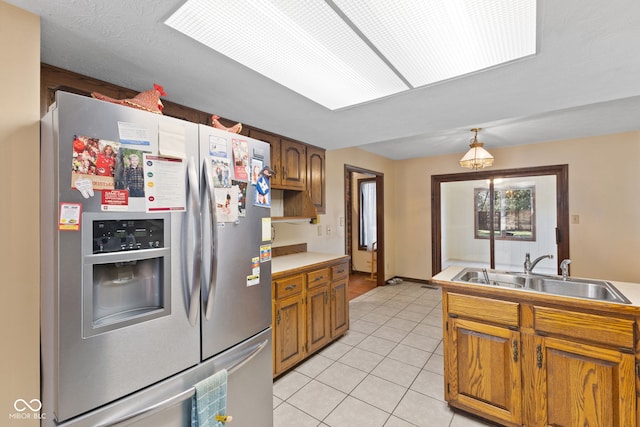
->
560, 259, 572, 281
524, 252, 554, 274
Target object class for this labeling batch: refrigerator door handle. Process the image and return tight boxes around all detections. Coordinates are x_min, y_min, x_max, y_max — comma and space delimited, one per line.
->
95, 339, 269, 427
202, 158, 218, 320
185, 156, 202, 326
226, 338, 269, 376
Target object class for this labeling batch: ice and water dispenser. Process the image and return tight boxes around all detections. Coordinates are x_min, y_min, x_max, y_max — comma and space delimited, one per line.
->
82, 214, 171, 337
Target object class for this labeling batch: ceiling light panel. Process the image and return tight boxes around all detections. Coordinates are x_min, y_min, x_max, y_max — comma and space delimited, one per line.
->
165, 0, 409, 110
329, 0, 537, 87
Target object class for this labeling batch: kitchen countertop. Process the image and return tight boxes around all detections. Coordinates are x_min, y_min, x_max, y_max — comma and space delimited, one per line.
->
272, 252, 349, 275
433, 265, 640, 307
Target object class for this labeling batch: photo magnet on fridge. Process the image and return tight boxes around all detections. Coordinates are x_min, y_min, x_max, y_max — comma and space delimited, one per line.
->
254, 165, 275, 208
71, 135, 120, 192
231, 139, 249, 181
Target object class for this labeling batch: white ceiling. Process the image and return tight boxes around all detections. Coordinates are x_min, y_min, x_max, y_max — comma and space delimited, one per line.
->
8, 0, 640, 160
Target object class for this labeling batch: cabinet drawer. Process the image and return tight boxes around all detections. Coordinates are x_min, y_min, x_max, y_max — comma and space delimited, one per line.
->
447, 293, 519, 327
274, 274, 304, 299
331, 263, 348, 281
307, 268, 330, 289
533, 306, 634, 349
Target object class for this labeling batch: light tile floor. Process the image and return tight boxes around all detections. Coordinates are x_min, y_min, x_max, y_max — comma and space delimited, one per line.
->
273, 281, 497, 427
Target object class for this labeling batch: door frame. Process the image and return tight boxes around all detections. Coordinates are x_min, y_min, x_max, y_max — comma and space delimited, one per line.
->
431, 164, 569, 275
344, 165, 385, 286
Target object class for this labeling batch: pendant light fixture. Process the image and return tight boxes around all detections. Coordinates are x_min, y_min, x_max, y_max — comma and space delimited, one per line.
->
459, 128, 494, 170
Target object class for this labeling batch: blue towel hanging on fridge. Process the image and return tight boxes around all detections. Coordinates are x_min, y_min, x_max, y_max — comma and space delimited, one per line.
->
191, 369, 228, 427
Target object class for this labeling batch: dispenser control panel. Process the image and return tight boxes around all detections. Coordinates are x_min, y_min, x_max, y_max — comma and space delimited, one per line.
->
92, 219, 164, 253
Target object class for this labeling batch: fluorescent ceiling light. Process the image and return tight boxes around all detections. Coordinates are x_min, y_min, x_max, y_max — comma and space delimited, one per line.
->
166, 0, 536, 110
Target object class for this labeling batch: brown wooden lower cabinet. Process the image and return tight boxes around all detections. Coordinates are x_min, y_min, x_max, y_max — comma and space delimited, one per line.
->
441, 289, 637, 427
272, 258, 349, 377
307, 275, 331, 354
330, 267, 349, 338
273, 291, 305, 375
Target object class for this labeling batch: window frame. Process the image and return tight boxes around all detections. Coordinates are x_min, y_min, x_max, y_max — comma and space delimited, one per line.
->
431, 164, 569, 275
474, 185, 536, 241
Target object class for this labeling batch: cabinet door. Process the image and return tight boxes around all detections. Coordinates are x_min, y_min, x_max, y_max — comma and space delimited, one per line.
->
330, 278, 349, 338
270, 137, 282, 187
248, 129, 281, 186
306, 146, 326, 213
307, 284, 330, 354
446, 317, 522, 425
280, 139, 306, 190
531, 335, 635, 427
273, 294, 305, 376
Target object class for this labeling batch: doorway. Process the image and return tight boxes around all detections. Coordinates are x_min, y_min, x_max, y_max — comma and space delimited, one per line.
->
344, 165, 385, 287
431, 165, 569, 275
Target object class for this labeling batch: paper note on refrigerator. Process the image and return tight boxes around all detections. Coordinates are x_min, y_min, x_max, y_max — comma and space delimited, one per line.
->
158, 121, 186, 158
143, 154, 186, 212
118, 122, 151, 146
262, 218, 271, 241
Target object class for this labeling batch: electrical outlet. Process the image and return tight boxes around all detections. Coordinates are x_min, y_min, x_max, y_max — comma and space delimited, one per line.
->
339, 216, 344, 226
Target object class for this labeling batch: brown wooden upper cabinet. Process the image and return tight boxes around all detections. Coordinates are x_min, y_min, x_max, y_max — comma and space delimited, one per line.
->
306, 146, 326, 214
248, 130, 306, 189
278, 138, 306, 190
248, 128, 326, 213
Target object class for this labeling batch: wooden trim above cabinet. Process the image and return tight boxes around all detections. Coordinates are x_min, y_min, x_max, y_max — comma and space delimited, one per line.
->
41, 64, 214, 125
40, 64, 321, 156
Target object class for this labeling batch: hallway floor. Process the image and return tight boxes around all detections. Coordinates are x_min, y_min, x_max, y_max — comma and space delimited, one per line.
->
273, 280, 496, 427
348, 272, 378, 300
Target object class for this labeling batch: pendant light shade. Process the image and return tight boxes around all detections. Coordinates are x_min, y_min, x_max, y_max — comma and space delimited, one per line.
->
459, 128, 494, 170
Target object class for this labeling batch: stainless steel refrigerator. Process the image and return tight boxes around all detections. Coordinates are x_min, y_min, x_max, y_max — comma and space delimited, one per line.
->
40, 91, 273, 426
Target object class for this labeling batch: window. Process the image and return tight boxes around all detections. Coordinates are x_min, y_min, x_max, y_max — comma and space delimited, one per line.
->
358, 178, 376, 250
475, 186, 535, 241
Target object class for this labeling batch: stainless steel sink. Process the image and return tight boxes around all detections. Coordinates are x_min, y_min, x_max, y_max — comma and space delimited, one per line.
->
454, 269, 526, 289
526, 277, 631, 303
451, 268, 631, 304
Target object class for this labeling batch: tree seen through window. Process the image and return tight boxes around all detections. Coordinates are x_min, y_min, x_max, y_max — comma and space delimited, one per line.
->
474, 186, 535, 241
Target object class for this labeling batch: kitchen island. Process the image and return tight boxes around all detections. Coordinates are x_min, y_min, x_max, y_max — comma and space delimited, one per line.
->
432, 265, 640, 427
271, 252, 350, 377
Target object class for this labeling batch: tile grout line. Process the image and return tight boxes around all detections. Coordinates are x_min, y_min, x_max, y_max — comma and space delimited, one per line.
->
274, 282, 460, 427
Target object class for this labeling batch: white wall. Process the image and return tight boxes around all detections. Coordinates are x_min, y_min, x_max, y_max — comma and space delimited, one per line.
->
0, 2, 40, 425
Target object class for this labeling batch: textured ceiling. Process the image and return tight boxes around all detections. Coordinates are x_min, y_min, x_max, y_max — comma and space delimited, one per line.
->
8, 0, 640, 159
